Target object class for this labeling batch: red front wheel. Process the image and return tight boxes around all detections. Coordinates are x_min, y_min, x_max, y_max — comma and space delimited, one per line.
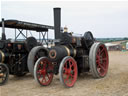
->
59, 56, 78, 88
34, 57, 53, 86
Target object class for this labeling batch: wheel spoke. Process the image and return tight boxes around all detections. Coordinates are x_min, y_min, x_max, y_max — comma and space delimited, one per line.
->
97, 63, 106, 71
44, 77, 47, 83
64, 75, 70, 82
97, 49, 100, 55
70, 73, 74, 78
102, 58, 107, 61
42, 75, 46, 82
102, 62, 107, 67
100, 47, 105, 54
47, 74, 50, 80
70, 64, 73, 70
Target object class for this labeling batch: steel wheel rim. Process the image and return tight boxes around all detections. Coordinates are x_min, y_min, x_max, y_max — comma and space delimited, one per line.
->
96, 44, 108, 77
36, 58, 53, 86
62, 58, 77, 87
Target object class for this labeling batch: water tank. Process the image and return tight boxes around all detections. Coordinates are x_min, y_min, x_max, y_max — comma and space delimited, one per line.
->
126, 42, 128, 49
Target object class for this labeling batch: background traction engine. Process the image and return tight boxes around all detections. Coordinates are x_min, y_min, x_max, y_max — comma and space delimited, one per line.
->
0, 19, 51, 85
34, 31, 109, 87
0, 37, 43, 85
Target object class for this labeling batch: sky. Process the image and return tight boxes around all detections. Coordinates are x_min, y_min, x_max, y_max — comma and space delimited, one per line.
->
0, 1, 128, 39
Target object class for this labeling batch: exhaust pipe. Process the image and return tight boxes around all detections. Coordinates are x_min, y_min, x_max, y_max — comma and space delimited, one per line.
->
1, 18, 6, 40
54, 8, 61, 40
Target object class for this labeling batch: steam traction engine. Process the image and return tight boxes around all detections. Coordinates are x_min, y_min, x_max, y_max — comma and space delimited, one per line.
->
0, 19, 54, 85
34, 8, 109, 87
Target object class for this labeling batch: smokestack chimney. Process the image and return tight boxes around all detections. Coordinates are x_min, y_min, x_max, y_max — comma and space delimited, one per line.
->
1, 18, 6, 40
54, 8, 61, 40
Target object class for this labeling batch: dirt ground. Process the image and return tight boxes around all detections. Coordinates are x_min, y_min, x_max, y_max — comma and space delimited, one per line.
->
1, 51, 128, 96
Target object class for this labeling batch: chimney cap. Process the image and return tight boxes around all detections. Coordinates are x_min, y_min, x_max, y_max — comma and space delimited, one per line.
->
54, 7, 61, 9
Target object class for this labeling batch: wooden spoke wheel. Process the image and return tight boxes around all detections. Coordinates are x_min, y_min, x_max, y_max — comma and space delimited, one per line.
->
59, 56, 78, 88
0, 63, 9, 86
34, 57, 53, 86
89, 42, 109, 78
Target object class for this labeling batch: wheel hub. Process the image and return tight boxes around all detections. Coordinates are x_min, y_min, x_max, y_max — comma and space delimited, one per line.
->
41, 69, 46, 75
65, 69, 72, 75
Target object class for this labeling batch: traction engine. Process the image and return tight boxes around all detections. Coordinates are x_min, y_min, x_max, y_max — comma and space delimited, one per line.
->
34, 8, 109, 87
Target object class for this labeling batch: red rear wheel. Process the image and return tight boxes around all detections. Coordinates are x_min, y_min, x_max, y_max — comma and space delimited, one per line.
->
59, 56, 78, 88
96, 44, 108, 76
34, 57, 53, 86
89, 42, 109, 78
